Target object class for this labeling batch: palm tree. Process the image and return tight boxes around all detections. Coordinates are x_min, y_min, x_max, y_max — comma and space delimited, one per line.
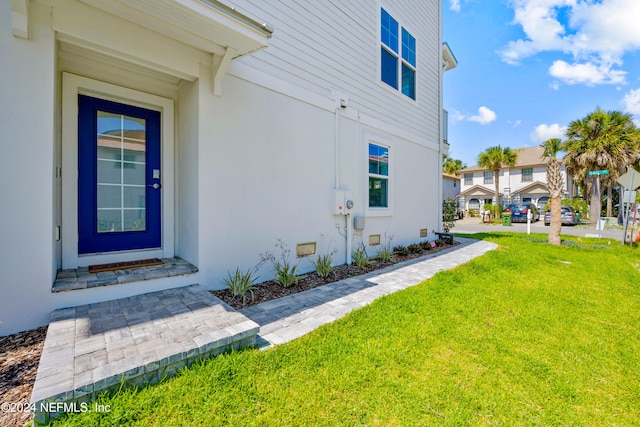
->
477, 146, 518, 209
541, 138, 564, 245
442, 156, 467, 175
564, 108, 640, 223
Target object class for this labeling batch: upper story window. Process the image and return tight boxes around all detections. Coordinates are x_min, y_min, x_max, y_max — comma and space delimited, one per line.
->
464, 173, 472, 186
522, 168, 533, 182
380, 8, 416, 100
483, 171, 493, 185
369, 143, 389, 208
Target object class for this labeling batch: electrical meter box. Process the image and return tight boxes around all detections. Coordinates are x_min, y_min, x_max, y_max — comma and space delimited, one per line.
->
353, 216, 365, 230
333, 189, 353, 215
334, 189, 345, 215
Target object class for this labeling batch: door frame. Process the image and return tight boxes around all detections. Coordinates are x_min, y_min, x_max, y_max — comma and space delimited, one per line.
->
62, 73, 175, 269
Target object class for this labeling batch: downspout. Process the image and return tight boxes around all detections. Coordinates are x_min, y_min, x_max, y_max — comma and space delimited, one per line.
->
335, 104, 352, 265
437, 4, 444, 234
335, 105, 340, 191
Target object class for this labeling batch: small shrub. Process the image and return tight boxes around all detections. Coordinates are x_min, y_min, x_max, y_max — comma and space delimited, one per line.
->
408, 243, 423, 254
420, 240, 431, 250
262, 239, 299, 288
376, 243, 395, 263
442, 200, 457, 232
352, 245, 370, 267
393, 245, 409, 256
274, 260, 298, 288
222, 268, 259, 304
310, 253, 335, 278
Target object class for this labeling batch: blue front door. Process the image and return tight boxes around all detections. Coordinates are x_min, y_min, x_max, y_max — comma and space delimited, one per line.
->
78, 95, 161, 254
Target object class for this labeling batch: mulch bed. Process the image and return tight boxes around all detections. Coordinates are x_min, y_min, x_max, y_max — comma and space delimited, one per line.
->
0, 239, 459, 427
0, 326, 48, 427
213, 240, 460, 310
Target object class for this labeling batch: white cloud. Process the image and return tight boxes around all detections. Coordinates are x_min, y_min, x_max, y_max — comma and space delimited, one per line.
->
507, 119, 522, 128
622, 88, 640, 115
499, 0, 640, 86
530, 123, 568, 144
468, 106, 497, 125
449, 109, 467, 122
450, 0, 461, 12
548, 60, 626, 86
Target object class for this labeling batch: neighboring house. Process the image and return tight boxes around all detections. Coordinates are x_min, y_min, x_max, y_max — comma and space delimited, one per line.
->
457, 146, 574, 212
0, 0, 454, 335
442, 173, 460, 202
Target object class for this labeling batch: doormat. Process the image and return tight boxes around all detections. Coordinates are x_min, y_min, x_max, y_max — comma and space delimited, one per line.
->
88, 258, 164, 273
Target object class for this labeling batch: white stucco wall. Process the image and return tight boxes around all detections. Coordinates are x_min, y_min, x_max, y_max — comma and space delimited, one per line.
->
1, 0, 443, 335
0, 2, 56, 334
193, 70, 439, 286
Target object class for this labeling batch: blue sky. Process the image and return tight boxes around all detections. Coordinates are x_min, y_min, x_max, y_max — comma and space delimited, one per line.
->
442, 0, 640, 167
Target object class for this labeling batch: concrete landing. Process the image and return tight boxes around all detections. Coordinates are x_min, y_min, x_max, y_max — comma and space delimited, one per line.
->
30, 285, 259, 424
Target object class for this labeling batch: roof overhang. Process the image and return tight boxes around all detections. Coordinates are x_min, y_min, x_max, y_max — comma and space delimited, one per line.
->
442, 42, 458, 72
459, 185, 498, 197
78, 0, 272, 57
511, 181, 550, 195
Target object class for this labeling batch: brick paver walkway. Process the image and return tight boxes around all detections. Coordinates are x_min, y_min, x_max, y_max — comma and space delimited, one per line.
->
30, 237, 496, 424
241, 237, 497, 347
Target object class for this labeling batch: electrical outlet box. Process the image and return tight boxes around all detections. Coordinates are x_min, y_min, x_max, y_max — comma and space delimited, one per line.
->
353, 216, 365, 230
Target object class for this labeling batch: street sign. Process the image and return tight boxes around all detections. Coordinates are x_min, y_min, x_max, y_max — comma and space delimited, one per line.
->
617, 169, 640, 189
622, 190, 637, 203
588, 170, 609, 176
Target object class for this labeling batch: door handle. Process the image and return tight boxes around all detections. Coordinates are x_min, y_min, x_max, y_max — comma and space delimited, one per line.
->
148, 183, 161, 189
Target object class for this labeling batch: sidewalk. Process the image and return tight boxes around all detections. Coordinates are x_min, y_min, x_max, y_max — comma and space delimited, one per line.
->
240, 237, 498, 348
452, 216, 623, 241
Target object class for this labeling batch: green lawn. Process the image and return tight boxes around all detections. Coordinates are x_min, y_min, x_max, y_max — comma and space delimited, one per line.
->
53, 233, 640, 426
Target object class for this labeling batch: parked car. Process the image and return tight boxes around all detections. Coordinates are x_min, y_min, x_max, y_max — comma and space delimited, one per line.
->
544, 206, 580, 226
504, 204, 540, 222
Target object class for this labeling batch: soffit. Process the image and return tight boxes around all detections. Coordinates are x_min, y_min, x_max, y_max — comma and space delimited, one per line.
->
442, 42, 457, 72
78, 0, 272, 58
58, 41, 182, 99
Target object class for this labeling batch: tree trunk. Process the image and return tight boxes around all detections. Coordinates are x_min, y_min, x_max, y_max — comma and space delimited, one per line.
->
549, 195, 562, 245
494, 170, 500, 210
606, 185, 612, 218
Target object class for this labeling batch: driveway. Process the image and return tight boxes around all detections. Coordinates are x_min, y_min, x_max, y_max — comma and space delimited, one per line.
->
451, 216, 624, 241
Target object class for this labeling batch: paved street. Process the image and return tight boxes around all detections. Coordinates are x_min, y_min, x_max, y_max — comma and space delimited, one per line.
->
452, 215, 625, 241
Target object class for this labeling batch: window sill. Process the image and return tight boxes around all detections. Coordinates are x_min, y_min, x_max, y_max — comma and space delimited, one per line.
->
366, 207, 394, 218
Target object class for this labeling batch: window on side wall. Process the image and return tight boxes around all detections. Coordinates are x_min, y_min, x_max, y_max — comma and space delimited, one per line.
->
369, 143, 389, 208
464, 173, 472, 185
380, 8, 416, 100
483, 171, 493, 185
522, 168, 533, 182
